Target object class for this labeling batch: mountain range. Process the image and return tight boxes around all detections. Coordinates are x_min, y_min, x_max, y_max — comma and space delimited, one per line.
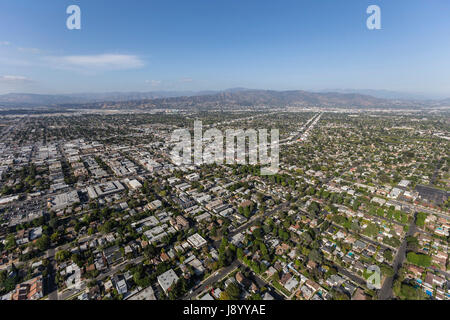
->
0, 88, 449, 110
0, 91, 215, 107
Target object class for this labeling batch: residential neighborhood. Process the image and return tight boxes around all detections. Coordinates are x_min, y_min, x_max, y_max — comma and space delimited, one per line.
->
0, 110, 448, 302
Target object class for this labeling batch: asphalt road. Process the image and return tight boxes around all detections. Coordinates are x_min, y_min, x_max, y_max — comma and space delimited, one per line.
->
251, 271, 284, 300
336, 265, 367, 287
183, 260, 240, 300
378, 213, 417, 300
391, 199, 449, 220
234, 203, 290, 235
46, 248, 59, 300
329, 221, 396, 252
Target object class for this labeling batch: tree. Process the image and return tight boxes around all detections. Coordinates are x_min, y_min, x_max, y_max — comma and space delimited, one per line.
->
237, 248, 244, 260
168, 278, 188, 300
220, 291, 231, 300
393, 279, 402, 297
260, 242, 268, 257
37, 234, 50, 251
383, 249, 393, 262
253, 228, 263, 239
55, 250, 70, 262
406, 252, 431, 267
308, 249, 323, 264
308, 201, 321, 215
400, 283, 424, 300
415, 212, 427, 227
271, 272, 280, 282
210, 226, 217, 237
71, 253, 81, 266
331, 288, 350, 300
5, 234, 16, 250
260, 262, 267, 273
406, 236, 419, 251
380, 264, 395, 277
50, 232, 60, 243
134, 271, 150, 288
225, 283, 240, 300
0, 270, 6, 284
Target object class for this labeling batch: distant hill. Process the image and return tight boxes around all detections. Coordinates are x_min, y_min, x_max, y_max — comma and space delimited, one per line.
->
0, 93, 87, 107
185, 89, 391, 107
319, 89, 443, 100
0, 91, 216, 108
438, 98, 450, 105
95, 89, 412, 110
0, 89, 447, 110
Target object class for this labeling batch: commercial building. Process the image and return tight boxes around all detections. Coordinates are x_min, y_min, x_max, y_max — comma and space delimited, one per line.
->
157, 269, 179, 294
11, 275, 43, 300
187, 233, 207, 249
48, 191, 80, 211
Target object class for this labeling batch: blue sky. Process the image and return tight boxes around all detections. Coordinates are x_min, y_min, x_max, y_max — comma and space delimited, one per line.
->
0, 0, 449, 97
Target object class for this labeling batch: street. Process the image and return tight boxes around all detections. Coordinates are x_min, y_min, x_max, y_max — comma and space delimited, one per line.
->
378, 212, 417, 300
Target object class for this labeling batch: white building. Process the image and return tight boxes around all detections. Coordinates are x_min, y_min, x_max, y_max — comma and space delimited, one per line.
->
48, 191, 80, 211
187, 233, 207, 249
157, 269, 179, 294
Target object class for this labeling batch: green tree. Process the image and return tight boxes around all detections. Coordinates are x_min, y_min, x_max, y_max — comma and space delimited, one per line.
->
55, 250, 70, 262
383, 249, 393, 262
226, 283, 240, 300
406, 252, 431, 267
5, 234, 16, 250
37, 234, 50, 251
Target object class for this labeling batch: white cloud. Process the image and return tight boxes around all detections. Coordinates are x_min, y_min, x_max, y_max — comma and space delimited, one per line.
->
0, 75, 33, 83
44, 54, 145, 72
146, 80, 161, 86
0, 57, 33, 67
18, 47, 41, 54
0, 41, 10, 46
0, 75, 36, 94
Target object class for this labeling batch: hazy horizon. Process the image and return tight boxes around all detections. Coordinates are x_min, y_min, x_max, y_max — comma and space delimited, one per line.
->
0, 88, 448, 102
